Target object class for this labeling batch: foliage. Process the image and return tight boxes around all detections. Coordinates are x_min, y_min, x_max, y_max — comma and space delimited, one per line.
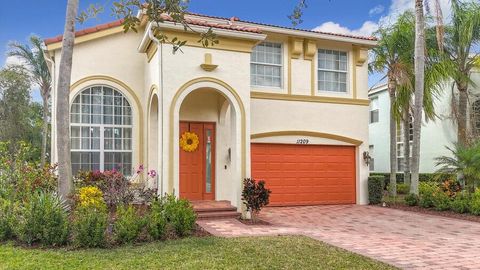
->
439, 179, 462, 198
451, 192, 471, 214
75, 170, 134, 210
77, 186, 105, 209
368, 176, 384, 204
0, 141, 57, 201
16, 192, 69, 246
397, 183, 410, 195
0, 198, 17, 241
72, 206, 108, 248
163, 194, 196, 237
146, 198, 168, 240
435, 142, 480, 191
369, 172, 453, 184
419, 182, 438, 208
432, 189, 451, 211
470, 189, 480, 215
242, 178, 272, 219
114, 205, 144, 244
404, 193, 419, 206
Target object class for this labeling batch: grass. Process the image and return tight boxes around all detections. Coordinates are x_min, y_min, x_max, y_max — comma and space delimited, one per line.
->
0, 236, 395, 270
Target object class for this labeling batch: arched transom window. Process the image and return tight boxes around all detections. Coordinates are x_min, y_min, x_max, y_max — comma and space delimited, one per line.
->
70, 85, 133, 175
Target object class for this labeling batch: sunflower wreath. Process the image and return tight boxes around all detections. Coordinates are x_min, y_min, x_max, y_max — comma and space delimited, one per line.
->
179, 131, 200, 152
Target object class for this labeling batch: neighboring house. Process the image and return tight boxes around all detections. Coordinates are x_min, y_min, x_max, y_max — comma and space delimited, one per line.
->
45, 13, 376, 210
368, 70, 480, 174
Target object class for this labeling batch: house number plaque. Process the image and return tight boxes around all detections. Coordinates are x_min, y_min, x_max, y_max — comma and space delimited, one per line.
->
296, 139, 309, 144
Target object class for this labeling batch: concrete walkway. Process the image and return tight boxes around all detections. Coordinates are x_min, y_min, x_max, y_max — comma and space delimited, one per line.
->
197, 205, 480, 270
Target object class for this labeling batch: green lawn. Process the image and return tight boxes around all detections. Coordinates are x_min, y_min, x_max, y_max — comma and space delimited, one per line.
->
0, 236, 395, 270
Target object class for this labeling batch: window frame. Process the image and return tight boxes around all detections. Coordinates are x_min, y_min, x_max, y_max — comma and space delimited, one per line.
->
369, 97, 379, 123
250, 41, 284, 88
70, 85, 134, 175
317, 48, 350, 94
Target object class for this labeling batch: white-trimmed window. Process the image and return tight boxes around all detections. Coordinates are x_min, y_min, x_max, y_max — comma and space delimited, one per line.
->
70, 85, 133, 176
369, 145, 375, 171
396, 115, 413, 171
251, 42, 283, 87
318, 49, 348, 93
370, 97, 379, 123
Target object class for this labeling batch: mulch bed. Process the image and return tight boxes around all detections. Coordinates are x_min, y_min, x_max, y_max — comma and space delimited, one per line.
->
382, 203, 480, 223
237, 218, 271, 226
193, 224, 212, 237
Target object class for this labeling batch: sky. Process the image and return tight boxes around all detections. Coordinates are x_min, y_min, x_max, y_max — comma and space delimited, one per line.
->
0, 0, 454, 101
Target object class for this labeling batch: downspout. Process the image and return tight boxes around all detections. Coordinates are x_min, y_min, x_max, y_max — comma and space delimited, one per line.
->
148, 26, 164, 196
44, 52, 56, 165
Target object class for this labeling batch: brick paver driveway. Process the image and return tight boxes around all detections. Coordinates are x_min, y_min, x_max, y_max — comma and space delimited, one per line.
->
198, 205, 480, 270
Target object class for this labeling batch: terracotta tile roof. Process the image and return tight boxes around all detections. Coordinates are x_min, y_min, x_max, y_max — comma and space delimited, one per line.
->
186, 12, 377, 41
44, 19, 125, 45
44, 12, 377, 45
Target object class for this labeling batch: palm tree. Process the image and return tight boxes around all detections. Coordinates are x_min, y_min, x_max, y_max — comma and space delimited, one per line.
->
410, 0, 427, 195
370, 13, 415, 196
56, 0, 79, 198
435, 141, 480, 191
8, 36, 51, 167
442, 0, 480, 146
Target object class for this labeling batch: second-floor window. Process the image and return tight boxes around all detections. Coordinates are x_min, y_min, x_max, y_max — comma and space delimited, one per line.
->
318, 49, 348, 93
370, 97, 379, 123
251, 42, 282, 88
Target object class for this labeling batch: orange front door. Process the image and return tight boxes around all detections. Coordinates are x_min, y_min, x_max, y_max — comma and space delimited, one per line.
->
179, 122, 216, 201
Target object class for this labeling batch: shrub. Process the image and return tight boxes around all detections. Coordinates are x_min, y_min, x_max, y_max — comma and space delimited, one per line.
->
419, 182, 437, 208
77, 186, 105, 209
432, 190, 451, 211
16, 192, 69, 246
368, 176, 384, 204
470, 189, 480, 216
451, 192, 471, 214
242, 178, 272, 220
404, 193, 419, 206
114, 205, 144, 244
164, 194, 196, 237
72, 187, 108, 248
397, 183, 410, 195
75, 170, 134, 210
73, 206, 108, 248
440, 179, 462, 198
146, 198, 167, 240
0, 198, 16, 241
0, 142, 57, 201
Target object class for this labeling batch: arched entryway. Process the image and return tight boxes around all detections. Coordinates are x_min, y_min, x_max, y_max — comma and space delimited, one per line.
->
169, 78, 245, 206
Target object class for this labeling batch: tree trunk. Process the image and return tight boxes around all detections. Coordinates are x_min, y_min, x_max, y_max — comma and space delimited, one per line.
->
56, 0, 79, 198
410, 0, 426, 195
457, 84, 468, 146
388, 76, 397, 196
403, 111, 411, 186
40, 92, 49, 167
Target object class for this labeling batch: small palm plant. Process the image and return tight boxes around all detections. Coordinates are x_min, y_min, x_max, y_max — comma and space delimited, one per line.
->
435, 141, 480, 192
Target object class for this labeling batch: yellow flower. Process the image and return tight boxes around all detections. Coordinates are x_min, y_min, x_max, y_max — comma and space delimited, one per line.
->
180, 132, 200, 152
78, 186, 105, 209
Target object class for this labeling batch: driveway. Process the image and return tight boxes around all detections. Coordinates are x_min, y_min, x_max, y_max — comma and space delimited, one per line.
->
197, 205, 480, 270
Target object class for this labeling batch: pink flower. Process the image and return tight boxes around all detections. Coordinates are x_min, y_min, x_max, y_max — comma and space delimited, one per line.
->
136, 164, 144, 174
148, 170, 157, 178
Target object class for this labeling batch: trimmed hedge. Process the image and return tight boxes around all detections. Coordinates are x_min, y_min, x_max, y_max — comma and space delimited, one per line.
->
368, 176, 384, 205
370, 173, 454, 189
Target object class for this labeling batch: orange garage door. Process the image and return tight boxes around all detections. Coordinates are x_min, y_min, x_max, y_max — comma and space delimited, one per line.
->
251, 143, 356, 206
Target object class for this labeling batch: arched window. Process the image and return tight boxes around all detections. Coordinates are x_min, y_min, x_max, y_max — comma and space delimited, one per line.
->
472, 99, 480, 136
70, 85, 133, 175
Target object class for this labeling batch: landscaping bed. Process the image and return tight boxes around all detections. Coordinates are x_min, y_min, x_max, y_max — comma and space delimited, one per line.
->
0, 236, 396, 270
383, 202, 480, 223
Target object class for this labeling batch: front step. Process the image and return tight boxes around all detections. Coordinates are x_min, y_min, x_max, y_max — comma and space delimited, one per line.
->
192, 200, 241, 220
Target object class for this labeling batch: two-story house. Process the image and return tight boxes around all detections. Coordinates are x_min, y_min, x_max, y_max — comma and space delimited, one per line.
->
45, 13, 376, 210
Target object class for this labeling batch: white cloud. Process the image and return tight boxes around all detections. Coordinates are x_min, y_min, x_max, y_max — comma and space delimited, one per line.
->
3, 55, 25, 67
313, 21, 379, 37
369, 5, 385, 16
311, 0, 457, 37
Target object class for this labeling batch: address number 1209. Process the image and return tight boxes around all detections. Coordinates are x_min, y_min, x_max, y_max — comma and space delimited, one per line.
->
296, 139, 309, 144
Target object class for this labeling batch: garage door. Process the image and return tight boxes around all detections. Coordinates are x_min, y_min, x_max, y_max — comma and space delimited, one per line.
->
251, 143, 356, 206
